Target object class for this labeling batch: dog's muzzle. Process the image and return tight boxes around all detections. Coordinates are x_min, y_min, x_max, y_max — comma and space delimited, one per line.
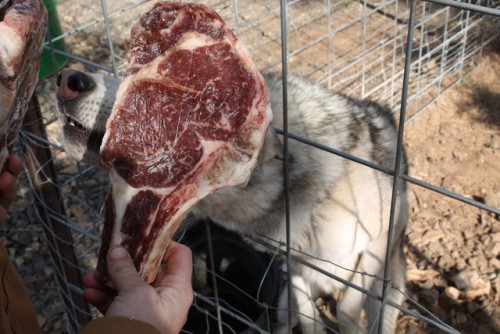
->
55, 69, 105, 167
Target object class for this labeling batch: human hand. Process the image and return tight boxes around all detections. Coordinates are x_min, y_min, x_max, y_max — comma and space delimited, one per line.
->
0, 155, 23, 227
83, 241, 193, 334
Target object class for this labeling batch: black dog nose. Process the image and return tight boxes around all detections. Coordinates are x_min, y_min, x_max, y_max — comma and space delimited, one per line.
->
56, 69, 95, 100
56, 70, 95, 92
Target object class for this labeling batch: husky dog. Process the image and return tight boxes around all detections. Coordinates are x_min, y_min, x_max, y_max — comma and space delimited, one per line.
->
56, 68, 408, 334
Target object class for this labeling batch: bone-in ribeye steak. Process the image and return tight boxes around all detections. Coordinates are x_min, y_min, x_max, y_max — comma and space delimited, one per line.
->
97, 2, 271, 284
0, 0, 47, 170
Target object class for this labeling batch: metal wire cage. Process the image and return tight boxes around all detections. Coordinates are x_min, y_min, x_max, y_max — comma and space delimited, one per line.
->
13, 0, 500, 333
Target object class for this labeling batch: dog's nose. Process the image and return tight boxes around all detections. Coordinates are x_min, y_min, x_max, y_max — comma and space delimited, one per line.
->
56, 69, 95, 101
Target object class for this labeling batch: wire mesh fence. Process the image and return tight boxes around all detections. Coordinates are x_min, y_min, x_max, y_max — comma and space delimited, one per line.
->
10, 0, 500, 333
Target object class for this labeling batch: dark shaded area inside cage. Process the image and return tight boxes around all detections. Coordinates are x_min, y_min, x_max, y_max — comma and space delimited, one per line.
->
180, 220, 281, 333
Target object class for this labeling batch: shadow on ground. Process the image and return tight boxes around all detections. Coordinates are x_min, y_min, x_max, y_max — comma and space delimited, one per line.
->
464, 84, 500, 128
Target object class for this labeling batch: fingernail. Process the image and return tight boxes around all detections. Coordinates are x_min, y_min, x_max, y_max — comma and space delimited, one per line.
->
109, 246, 128, 260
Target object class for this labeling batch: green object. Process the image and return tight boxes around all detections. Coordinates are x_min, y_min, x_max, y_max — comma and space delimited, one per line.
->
39, 0, 68, 79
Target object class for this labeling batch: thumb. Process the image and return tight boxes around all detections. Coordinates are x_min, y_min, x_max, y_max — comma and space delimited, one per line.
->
107, 246, 144, 292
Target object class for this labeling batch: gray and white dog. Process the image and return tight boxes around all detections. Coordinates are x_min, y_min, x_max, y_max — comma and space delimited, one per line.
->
56, 68, 408, 334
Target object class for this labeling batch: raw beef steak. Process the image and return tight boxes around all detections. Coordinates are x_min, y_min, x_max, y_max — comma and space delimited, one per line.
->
97, 2, 271, 284
0, 0, 47, 170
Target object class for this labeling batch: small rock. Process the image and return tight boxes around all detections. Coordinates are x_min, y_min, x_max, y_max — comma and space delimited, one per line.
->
420, 279, 435, 290
34, 276, 46, 289
489, 272, 499, 283
465, 281, 491, 299
23, 275, 36, 286
441, 176, 464, 193
453, 311, 468, 325
422, 230, 445, 243
407, 230, 423, 243
484, 135, 500, 149
70, 205, 85, 218
465, 239, 476, 250
12, 232, 32, 246
32, 299, 44, 311
455, 258, 467, 271
491, 232, 500, 243
489, 257, 500, 270
462, 229, 476, 240
451, 269, 491, 299
452, 150, 467, 161
14, 257, 24, 267
30, 241, 41, 253
492, 224, 500, 233
466, 301, 482, 314
444, 286, 461, 301
487, 242, 500, 258
37, 314, 46, 328
54, 318, 64, 330
467, 256, 478, 267
428, 240, 441, 253
484, 191, 500, 208
480, 234, 492, 247
438, 255, 452, 269
44, 266, 54, 277
439, 125, 458, 136
452, 269, 483, 290
407, 268, 439, 281
419, 288, 440, 305
33, 259, 47, 274
23, 250, 34, 260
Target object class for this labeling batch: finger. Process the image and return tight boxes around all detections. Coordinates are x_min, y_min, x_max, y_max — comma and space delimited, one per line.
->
0, 169, 18, 211
163, 242, 193, 276
83, 288, 112, 314
107, 246, 145, 292
83, 287, 113, 307
82, 272, 109, 290
5, 155, 22, 177
157, 242, 194, 310
156, 242, 192, 287
0, 169, 16, 191
82, 272, 114, 313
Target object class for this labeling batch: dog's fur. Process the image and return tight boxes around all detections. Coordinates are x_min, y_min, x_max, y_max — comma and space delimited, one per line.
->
57, 71, 408, 334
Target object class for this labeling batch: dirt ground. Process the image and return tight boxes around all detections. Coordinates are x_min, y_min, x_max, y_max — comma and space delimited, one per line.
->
399, 44, 500, 333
